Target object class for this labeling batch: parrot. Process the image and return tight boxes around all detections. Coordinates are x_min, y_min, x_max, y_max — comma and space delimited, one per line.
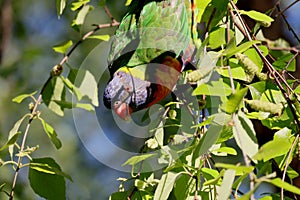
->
103, 0, 199, 120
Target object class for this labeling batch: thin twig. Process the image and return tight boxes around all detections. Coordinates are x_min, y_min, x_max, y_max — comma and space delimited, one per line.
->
9, 94, 41, 200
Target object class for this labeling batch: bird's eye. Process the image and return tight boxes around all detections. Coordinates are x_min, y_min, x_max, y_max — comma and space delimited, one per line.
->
114, 101, 121, 107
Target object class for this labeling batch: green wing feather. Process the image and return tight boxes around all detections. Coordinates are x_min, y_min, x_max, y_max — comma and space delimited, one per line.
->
108, 0, 195, 71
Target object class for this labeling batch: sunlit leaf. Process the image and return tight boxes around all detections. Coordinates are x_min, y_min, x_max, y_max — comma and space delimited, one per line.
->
74, 69, 98, 106
212, 147, 237, 155
56, 0, 66, 17
221, 87, 248, 114
215, 163, 254, 175
122, 154, 156, 166
193, 80, 232, 96
193, 112, 231, 160
7, 114, 31, 158
223, 40, 260, 58
233, 112, 258, 159
0, 132, 21, 151
209, 27, 227, 49
42, 77, 65, 116
12, 91, 37, 103
125, 0, 132, 6
88, 34, 110, 41
266, 178, 300, 195
240, 10, 274, 23
218, 169, 235, 200
39, 118, 62, 149
61, 76, 82, 101
201, 168, 220, 180
71, 0, 89, 11
252, 127, 292, 161
73, 5, 92, 26
29, 158, 68, 200
154, 172, 179, 200
53, 40, 73, 54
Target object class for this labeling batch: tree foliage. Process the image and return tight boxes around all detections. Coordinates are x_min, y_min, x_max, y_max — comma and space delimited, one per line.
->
1, 0, 300, 199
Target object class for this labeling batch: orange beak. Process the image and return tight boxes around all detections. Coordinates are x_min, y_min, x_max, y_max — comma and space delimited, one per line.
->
114, 102, 133, 121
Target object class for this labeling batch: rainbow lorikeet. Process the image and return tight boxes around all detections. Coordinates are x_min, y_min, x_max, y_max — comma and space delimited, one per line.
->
103, 0, 198, 120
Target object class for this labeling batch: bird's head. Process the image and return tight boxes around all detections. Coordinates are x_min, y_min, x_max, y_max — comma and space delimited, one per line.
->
103, 69, 153, 120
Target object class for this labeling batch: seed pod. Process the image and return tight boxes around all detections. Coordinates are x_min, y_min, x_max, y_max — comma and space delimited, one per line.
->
186, 67, 213, 82
245, 99, 283, 115
51, 64, 63, 76
256, 72, 268, 81
235, 53, 259, 75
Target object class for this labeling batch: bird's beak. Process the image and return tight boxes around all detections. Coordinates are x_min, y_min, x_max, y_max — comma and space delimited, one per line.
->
114, 102, 132, 121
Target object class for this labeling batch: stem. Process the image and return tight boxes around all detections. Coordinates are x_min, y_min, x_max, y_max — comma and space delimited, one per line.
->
9, 95, 42, 199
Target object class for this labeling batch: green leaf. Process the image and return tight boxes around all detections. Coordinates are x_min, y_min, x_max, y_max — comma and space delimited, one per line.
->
42, 77, 65, 116
61, 76, 82, 100
209, 27, 227, 49
221, 87, 248, 114
71, 0, 89, 11
7, 114, 30, 158
122, 154, 156, 166
154, 172, 179, 200
252, 127, 292, 161
193, 112, 230, 159
272, 53, 296, 72
74, 69, 98, 106
125, 0, 132, 6
248, 81, 266, 100
0, 132, 21, 151
53, 40, 73, 54
88, 35, 110, 41
193, 79, 232, 96
174, 174, 195, 200
240, 10, 274, 23
216, 59, 247, 81
201, 168, 220, 180
224, 40, 260, 58
29, 158, 68, 200
266, 178, 300, 195
56, 0, 66, 17
212, 146, 237, 155
215, 163, 254, 175
12, 91, 37, 103
39, 118, 62, 149
218, 169, 235, 200
73, 5, 92, 26
233, 112, 258, 159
